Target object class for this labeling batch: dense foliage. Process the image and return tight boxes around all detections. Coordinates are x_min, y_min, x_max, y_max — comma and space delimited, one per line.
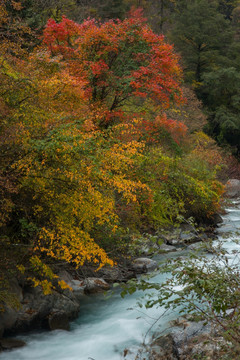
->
0, 0, 225, 299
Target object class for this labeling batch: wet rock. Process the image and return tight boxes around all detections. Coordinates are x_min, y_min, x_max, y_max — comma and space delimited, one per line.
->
0, 338, 26, 351
97, 265, 135, 283
179, 231, 199, 243
58, 270, 74, 286
225, 179, 240, 198
158, 244, 177, 253
48, 311, 70, 331
0, 307, 18, 338
3, 284, 80, 335
150, 334, 178, 360
191, 336, 227, 359
164, 229, 181, 246
0, 279, 23, 337
83, 278, 110, 294
171, 321, 213, 353
166, 231, 200, 246
132, 258, 158, 273
163, 225, 202, 246
166, 238, 180, 246
70, 280, 85, 296
58, 270, 85, 299
149, 320, 219, 360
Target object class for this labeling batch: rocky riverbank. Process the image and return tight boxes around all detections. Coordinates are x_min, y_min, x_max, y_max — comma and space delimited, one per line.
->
0, 223, 220, 352
144, 179, 240, 360
3, 177, 239, 353
148, 317, 230, 360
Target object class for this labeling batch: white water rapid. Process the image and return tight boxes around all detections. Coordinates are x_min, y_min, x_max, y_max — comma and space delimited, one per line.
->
1, 199, 240, 360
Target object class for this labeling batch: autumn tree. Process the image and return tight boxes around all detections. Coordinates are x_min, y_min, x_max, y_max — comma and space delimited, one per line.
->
0, 2, 225, 302
43, 10, 183, 127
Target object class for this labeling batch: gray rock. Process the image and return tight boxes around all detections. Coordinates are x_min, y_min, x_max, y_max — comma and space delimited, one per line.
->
179, 231, 199, 244
164, 229, 181, 246
58, 270, 74, 287
132, 258, 158, 273
158, 244, 177, 253
0, 279, 23, 336
58, 270, 85, 299
70, 280, 85, 295
3, 284, 80, 335
164, 226, 200, 246
225, 179, 240, 198
171, 321, 212, 352
150, 334, 178, 360
165, 238, 181, 246
48, 311, 69, 331
191, 336, 227, 358
0, 307, 18, 337
97, 266, 135, 283
83, 278, 110, 294
151, 320, 214, 359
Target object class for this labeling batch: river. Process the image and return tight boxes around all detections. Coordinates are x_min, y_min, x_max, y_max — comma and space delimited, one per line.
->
1, 199, 240, 360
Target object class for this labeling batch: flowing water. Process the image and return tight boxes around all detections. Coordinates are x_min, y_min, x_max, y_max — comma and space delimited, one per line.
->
1, 199, 240, 360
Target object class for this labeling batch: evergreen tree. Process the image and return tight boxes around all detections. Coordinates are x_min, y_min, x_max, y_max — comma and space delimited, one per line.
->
218, 0, 240, 20
202, 68, 240, 155
170, 0, 232, 83
98, 0, 129, 20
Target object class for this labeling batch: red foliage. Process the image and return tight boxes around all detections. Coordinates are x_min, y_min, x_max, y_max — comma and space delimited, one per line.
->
43, 10, 184, 127
136, 113, 187, 145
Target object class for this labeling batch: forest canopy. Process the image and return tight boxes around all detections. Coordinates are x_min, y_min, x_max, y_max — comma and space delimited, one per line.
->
0, 0, 232, 296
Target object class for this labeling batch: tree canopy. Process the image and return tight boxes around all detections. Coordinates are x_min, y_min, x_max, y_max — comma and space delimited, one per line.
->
0, 1, 225, 297
43, 10, 183, 127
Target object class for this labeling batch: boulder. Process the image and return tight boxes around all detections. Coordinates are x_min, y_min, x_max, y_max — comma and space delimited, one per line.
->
166, 238, 180, 246
57, 270, 74, 287
171, 320, 212, 353
164, 225, 201, 246
58, 270, 85, 299
0, 307, 19, 338
132, 258, 158, 273
225, 179, 240, 198
164, 229, 181, 246
0, 279, 23, 337
150, 334, 178, 360
158, 244, 177, 253
83, 278, 110, 294
48, 311, 70, 331
97, 265, 135, 283
149, 320, 218, 359
179, 231, 199, 243
2, 284, 80, 335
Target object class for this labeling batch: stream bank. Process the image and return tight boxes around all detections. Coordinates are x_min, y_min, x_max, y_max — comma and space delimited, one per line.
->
1, 179, 239, 357
0, 221, 218, 338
